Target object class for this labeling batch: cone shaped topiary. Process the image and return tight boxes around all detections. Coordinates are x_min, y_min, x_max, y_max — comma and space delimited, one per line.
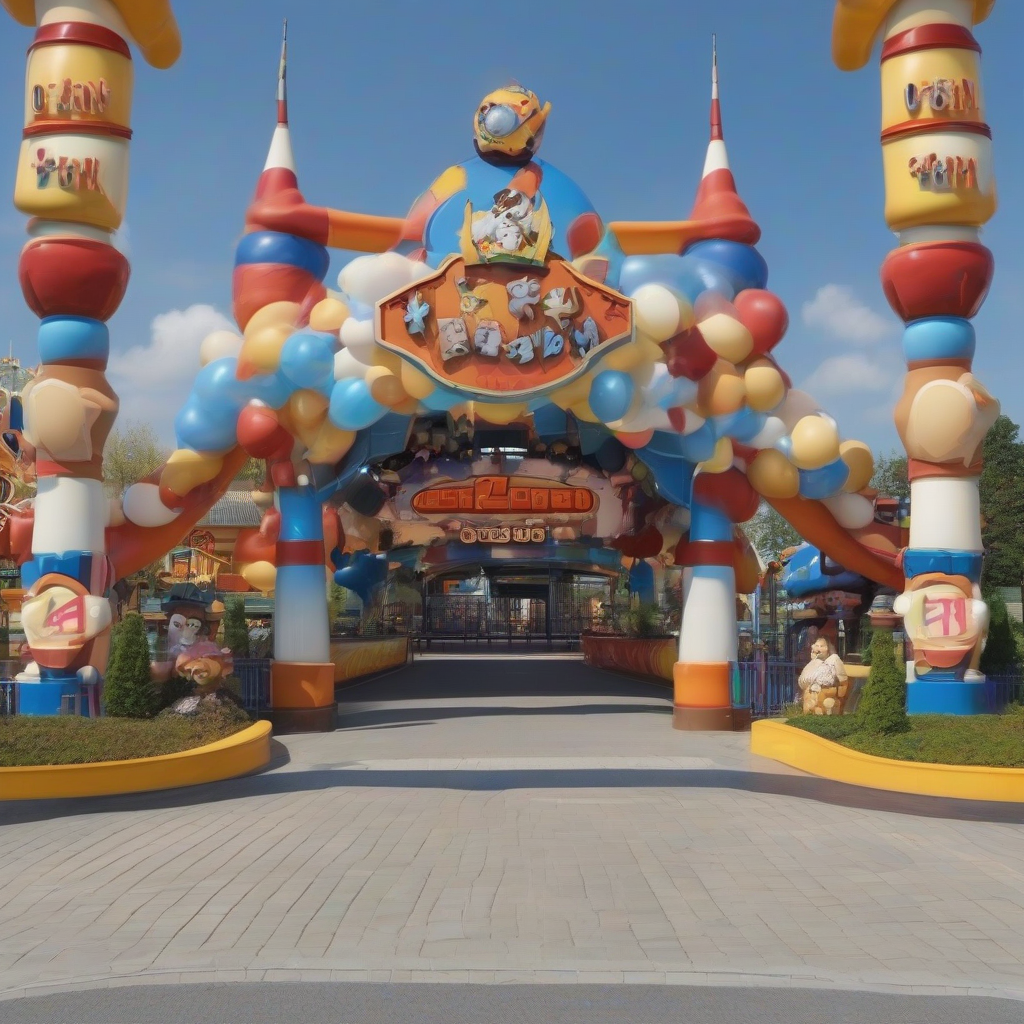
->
857, 627, 910, 735
103, 612, 158, 719
223, 597, 250, 658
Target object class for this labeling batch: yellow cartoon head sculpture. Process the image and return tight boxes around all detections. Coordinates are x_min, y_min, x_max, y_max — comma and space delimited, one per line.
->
474, 85, 551, 162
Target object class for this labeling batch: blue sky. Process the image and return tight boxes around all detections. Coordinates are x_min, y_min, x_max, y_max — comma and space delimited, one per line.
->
1, 0, 1021, 455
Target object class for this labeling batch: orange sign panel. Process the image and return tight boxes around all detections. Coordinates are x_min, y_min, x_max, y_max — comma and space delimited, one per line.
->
376, 254, 633, 400
412, 476, 596, 516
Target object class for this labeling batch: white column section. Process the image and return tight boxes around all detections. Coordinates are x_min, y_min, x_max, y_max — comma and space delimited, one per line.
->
31, 477, 107, 554
273, 565, 330, 664
908, 477, 983, 552
678, 565, 738, 664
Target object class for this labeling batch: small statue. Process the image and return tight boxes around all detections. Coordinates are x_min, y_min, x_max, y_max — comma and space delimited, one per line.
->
151, 583, 234, 694
797, 637, 849, 715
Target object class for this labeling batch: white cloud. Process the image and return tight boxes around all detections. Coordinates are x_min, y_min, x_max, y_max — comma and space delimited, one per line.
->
108, 304, 234, 444
801, 353, 891, 397
802, 284, 895, 345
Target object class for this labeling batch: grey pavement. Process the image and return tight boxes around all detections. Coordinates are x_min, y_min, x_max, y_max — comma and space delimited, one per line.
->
2, 656, 1024, 1013
2, 982, 1022, 1024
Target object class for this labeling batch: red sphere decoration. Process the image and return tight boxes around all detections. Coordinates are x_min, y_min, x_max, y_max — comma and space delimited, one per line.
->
237, 405, 293, 460
693, 467, 759, 523
734, 289, 788, 356
19, 237, 130, 321
880, 241, 993, 322
664, 326, 717, 380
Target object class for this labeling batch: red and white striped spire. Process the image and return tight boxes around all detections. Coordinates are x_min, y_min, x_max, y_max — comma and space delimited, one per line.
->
702, 35, 729, 177
261, 18, 297, 180
689, 35, 760, 246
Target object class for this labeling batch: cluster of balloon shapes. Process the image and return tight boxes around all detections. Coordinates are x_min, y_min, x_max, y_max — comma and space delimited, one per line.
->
171, 231, 875, 531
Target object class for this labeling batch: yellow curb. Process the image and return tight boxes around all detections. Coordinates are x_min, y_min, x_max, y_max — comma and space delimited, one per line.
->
0, 721, 272, 801
752, 719, 1024, 803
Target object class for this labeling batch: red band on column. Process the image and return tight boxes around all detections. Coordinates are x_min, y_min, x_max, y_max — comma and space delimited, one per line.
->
677, 541, 734, 568
881, 120, 991, 143
276, 540, 323, 566
881, 24, 981, 61
30, 22, 132, 59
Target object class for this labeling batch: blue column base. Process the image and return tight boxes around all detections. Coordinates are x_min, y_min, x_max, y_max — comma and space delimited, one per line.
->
907, 678, 986, 716
17, 678, 84, 717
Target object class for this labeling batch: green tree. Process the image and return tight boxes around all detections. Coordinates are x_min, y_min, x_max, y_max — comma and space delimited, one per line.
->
857, 627, 909, 734
103, 612, 158, 718
980, 415, 1024, 590
235, 457, 266, 484
222, 597, 250, 658
980, 589, 1018, 674
102, 421, 166, 498
745, 503, 801, 562
870, 450, 909, 500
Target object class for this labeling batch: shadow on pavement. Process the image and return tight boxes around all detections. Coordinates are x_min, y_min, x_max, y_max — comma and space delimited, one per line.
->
5, 761, 1024, 827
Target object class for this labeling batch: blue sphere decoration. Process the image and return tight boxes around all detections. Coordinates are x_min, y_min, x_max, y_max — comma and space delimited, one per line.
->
248, 370, 295, 408
798, 459, 850, 500
194, 357, 246, 409
589, 370, 634, 422
684, 240, 769, 292
279, 331, 335, 390
175, 397, 239, 452
329, 377, 386, 431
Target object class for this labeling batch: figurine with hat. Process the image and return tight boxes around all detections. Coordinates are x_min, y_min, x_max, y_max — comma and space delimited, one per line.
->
151, 582, 234, 693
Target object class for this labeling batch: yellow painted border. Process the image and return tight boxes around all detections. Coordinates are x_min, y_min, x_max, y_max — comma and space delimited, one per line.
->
0, 721, 272, 802
752, 719, 1024, 803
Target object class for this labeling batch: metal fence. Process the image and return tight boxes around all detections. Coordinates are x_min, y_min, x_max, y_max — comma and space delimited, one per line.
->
235, 658, 271, 715
984, 671, 1024, 713
0, 680, 14, 716
737, 660, 800, 718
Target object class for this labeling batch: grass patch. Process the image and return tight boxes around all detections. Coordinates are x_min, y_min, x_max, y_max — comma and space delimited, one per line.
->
786, 705, 1024, 767
0, 700, 253, 767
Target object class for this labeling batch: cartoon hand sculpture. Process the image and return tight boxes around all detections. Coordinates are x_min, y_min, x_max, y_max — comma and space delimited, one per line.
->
896, 372, 1000, 469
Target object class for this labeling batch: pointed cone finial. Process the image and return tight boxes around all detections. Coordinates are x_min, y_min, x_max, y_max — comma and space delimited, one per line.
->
258, 19, 298, 187
710, 33, 722, 142
278, 18, 288, 125
689, 36, 761, 246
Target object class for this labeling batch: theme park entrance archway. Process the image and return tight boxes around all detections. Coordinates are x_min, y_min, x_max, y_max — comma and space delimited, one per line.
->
0, 2, 1002, 734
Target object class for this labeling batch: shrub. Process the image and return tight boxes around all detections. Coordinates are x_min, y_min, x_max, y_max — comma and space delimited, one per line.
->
222, 597, 250, 658
623, 602, 662, 638
980, 590, 1017, 675
856, 627, 910, 735
158, 674, 195, 710
103, 612, 158, 719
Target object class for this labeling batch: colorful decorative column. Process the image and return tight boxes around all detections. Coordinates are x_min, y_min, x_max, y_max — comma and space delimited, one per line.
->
674, 497, 736, 731
6, 0, 181, 714
833, 0, 1000, 714
674, 464, 760, 730
270, 486, 335, 731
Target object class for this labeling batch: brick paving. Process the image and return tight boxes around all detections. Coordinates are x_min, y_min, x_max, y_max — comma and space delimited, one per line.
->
1, 657, 1024, 1003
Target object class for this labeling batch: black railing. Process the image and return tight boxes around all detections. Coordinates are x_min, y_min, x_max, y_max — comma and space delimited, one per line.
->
1, 680, 15, 716
235, 658, 271, 715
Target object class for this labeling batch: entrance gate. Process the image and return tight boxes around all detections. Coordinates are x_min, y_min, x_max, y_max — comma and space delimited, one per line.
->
422, 573, 611, 647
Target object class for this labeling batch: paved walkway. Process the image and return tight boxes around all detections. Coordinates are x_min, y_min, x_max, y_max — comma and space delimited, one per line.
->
2, 656, 1024, 1008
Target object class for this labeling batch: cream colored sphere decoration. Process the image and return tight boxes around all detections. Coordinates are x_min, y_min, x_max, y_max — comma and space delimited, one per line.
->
747, 448, 800, 499
789, 415, 841, 470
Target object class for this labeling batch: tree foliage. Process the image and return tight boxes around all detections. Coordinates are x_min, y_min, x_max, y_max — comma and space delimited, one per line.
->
745, 502, 801, 562
103, 613, 158, 719
103, 421, 166, 498
870, 450, 909, 500
857, 627, 909, 734
222, 597, 250, 658
980, 589, 1018, 675
980, 416, 1024, 589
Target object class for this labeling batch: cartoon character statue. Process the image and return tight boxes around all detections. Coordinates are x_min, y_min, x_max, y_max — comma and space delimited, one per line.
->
798, 637, 849, 715
151, 583, 234, 693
